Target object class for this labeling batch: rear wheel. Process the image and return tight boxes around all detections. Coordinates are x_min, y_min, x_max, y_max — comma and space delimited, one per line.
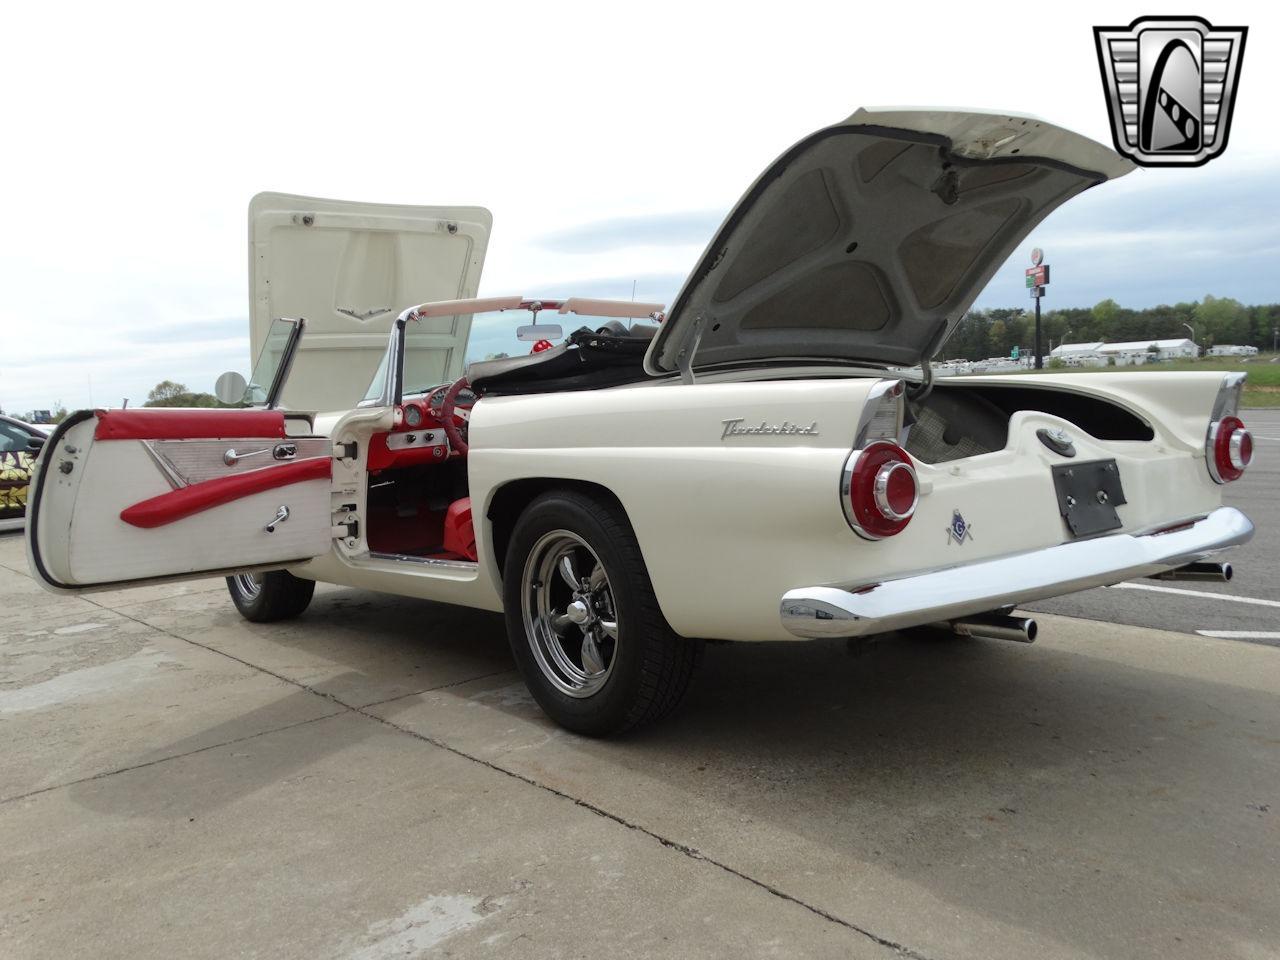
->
503, 490, 701, 736
226, 570, 316, 622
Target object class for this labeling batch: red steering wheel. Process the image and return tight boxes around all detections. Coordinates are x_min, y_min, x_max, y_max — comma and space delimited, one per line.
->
437, 375, 472, 457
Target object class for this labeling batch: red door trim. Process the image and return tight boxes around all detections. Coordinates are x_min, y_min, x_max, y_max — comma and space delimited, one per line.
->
120, 457, 331, 529
95, 409, 287, 441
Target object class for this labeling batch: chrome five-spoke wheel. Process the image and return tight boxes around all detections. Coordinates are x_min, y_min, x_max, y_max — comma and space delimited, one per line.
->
521, 530, 619, 698
225, 569, 315, 623
232, 572, 264, 602
503, 490, 701, 735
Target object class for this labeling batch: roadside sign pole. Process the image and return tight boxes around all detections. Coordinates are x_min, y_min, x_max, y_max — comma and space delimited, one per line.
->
1026, 249, 1049, 369
1034, 294, 1043, 369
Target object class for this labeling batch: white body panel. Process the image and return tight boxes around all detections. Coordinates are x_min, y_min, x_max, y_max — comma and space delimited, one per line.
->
462, 373, 1227, 641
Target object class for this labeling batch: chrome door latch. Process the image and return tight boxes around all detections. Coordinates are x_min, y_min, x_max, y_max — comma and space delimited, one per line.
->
224, 446, 269, 466
264, 505, 290, 533
226, 442, 298, 466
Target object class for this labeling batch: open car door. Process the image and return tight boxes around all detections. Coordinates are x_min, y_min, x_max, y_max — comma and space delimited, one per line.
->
27, 407, 334, 593
27, 318, 336, 593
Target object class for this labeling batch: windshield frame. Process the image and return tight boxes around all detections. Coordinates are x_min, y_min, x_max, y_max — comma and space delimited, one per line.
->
244, 316, 306, 409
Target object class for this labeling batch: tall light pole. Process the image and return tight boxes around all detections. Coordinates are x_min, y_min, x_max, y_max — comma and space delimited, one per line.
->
1182, 322, 1197, 358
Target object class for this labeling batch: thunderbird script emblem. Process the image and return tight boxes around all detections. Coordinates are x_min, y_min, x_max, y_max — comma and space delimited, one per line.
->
720, 418, 819, 440
1094, 16, 1247, 167
946, 510, 974, 545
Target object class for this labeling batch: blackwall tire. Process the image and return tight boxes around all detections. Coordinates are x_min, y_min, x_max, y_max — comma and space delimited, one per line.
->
226, 570, 316, 623
503, 490, 701, 736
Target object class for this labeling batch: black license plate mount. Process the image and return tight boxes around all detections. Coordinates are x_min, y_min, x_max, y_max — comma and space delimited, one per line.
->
1051, 458, 1127, 537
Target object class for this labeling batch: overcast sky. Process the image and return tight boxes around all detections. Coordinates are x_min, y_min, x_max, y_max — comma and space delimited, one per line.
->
2, 1, 1276, 413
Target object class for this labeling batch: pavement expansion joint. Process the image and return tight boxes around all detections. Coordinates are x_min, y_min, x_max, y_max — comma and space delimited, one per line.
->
0, 709, 346, 805
351, 706, 939, 960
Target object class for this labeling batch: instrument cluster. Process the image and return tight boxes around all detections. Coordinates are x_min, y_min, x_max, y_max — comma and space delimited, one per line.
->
367, 386, 479, 472
367, 399, 450, 471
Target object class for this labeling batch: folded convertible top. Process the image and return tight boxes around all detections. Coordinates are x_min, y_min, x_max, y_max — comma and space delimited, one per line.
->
468, 325, 659, 395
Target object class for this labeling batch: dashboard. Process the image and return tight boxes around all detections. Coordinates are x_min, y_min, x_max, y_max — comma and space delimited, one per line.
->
365, 390, 475, 472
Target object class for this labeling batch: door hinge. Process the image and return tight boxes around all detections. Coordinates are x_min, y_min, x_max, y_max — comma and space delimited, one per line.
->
336, 441, 358, 460
331, 516, 359, 540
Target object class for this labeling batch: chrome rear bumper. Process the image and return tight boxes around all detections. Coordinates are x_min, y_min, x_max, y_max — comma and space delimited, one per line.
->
780, 507, 1253, 639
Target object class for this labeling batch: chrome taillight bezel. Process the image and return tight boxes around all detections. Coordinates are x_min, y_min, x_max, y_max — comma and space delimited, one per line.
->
1205, 373, 1249, 485
1208, 415, 1251, 483
872, 460, 918, 521
1228, 426, 1253, 471
841, 441, 918, 540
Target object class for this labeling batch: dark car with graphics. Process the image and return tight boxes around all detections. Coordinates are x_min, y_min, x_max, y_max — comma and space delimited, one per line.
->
1, 415, 50, 532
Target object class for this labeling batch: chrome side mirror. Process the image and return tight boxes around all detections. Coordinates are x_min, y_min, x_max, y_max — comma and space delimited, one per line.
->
214, 371, 249, 405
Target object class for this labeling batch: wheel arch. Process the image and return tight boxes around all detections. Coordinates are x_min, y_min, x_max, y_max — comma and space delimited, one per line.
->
485, 477, 635, 586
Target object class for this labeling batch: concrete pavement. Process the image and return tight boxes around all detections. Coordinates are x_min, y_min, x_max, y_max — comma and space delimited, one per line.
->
2, 532, 1279, 959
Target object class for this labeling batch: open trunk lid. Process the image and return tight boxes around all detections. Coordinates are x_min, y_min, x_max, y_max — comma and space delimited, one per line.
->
645, 108, 1134, 376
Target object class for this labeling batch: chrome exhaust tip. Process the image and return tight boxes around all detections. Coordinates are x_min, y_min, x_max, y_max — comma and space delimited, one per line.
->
1150, 561, 1233, 582
933, 614, 1038, 644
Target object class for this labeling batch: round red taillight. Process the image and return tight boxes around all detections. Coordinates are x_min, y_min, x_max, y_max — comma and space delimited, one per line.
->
1210, 415, 1251, 483
843, 442, 918, 539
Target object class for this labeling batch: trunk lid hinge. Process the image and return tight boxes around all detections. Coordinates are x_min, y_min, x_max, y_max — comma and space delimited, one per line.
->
675, 315, 706, 385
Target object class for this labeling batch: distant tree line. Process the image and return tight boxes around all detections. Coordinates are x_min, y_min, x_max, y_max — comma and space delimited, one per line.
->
144, 380, 220, 407
945, 296, 1280, 361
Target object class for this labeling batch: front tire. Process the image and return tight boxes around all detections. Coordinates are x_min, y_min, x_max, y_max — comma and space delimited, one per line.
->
226, 570, 316, 623
502, 490, 701, 736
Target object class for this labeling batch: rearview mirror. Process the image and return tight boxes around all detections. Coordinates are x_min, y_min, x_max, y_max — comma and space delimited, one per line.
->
26, 436, 45, 454
516, 323, 562, 343
214, 371, 248, 405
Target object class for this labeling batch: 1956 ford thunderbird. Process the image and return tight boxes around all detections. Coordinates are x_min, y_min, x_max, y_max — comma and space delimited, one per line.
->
27, 108, 1256, 734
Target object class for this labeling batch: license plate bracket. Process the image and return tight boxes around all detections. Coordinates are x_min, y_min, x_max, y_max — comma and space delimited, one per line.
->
1051, 458, 1127, 537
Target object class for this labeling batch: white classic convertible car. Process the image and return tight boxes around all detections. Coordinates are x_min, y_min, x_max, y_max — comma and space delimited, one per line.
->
28, 109, 1256, 734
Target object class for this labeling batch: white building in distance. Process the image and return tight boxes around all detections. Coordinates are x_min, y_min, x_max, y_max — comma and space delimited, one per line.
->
1207, 344, 1259, 357
1049, 338, 1198, 366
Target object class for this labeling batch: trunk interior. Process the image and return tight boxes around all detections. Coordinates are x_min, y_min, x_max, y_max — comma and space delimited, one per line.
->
904, 381, 1155, 464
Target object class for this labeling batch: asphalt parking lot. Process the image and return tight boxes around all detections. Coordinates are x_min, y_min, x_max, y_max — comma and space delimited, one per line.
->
2, 440, 1278, 960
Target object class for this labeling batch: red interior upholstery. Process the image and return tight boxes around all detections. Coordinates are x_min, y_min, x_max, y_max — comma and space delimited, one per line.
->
442, 497, 477, 561
120, 457, 330, 528
365, 502, 446, 555
95, 409, 286, 441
